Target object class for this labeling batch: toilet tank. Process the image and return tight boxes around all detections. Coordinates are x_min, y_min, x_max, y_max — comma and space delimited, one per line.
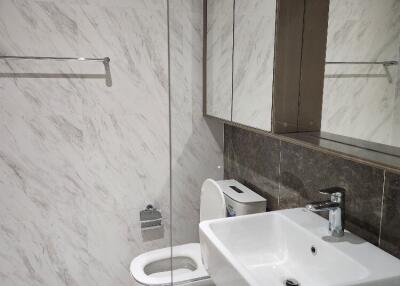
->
216, 180, 267, 217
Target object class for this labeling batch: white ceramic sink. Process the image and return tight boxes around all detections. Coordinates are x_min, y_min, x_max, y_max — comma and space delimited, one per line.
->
199, 208, 400, 286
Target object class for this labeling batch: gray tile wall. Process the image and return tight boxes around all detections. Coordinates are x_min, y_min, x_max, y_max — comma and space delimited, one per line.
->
224, 124, 400, 258
381, 172, 400, 258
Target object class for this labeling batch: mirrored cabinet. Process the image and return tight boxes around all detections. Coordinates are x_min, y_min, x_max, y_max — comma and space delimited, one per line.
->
205, 0, 279, 131
206, 0, 234, 121
204, 0, 327, 133
206, 0, 400, 169
231, 0, 277, 131
320, 0, 400, 148
299, 0, 400, 169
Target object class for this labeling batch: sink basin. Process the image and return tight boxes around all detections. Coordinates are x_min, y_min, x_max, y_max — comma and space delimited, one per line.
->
199, 208, 400, 286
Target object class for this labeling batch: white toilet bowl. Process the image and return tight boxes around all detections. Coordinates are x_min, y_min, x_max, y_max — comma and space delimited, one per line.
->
130, 243, 214, 286
130, 179, 266, 285
130, 179, 225, 286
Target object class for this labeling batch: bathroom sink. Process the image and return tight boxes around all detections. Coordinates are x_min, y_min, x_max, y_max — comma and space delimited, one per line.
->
199, 208, 400, 286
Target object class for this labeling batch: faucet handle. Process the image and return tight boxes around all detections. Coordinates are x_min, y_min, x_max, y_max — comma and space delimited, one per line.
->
319, 187, 345, 202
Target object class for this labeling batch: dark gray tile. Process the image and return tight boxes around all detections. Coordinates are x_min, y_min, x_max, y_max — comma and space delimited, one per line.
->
224, 125, 280, 210
380, 171, 400, 258
279, 141, 384, 244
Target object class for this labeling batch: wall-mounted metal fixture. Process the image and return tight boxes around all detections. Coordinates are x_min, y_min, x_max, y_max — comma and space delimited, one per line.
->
325, 60, 398, 83
325, 60, 398, 66
140, 204, 162, 230
306, 187, 346, 238
0, 55, 112, 86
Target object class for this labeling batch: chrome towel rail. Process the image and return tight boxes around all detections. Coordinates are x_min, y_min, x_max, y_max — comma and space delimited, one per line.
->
326, 61, 398, 66
0, 56, 111, 86
325, 60, 398, 83
0, 55, 110, 63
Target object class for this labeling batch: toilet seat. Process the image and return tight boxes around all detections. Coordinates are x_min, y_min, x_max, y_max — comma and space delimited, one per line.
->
130, 243, 210, 286
131, 179, 225, 285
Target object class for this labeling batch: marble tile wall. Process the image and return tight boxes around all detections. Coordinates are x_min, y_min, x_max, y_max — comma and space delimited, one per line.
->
321, 0, 400, 147
224, 124, 400, 258
0, 0, 223, 285
380, 172, 400, 258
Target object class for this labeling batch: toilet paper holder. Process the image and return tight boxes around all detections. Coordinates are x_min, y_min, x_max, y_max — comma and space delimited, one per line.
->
140, 204, 162, 230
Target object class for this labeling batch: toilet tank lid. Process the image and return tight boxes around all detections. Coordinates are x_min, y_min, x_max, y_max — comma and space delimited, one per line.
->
217, 179, 266, 204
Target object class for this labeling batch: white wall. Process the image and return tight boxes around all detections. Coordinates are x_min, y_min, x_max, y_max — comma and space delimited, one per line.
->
0, 0, 223, 285
321, 0, 400, 147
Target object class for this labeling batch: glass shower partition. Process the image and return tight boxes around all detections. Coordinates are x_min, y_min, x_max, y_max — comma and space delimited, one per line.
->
169, 0, 224, 284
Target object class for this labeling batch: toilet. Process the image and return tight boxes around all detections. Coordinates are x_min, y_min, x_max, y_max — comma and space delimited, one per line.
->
130, 179, 266, 286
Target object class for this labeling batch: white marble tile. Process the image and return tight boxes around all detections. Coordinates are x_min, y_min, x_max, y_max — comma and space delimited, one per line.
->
321, 0, 400, 147
0, 0, 170, 285
206, 0, 234, 121
0, 2, 89, 285
0, 84, 89, 286
170, 0, 224, 245
78, 3, 171, 286
0, 0, 79, 57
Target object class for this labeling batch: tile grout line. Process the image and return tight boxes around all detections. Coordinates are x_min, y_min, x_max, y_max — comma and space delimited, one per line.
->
378, 169, 386, 246
278, 139, 282, 208
230, 0, 236, 122
166, 0, 173, 284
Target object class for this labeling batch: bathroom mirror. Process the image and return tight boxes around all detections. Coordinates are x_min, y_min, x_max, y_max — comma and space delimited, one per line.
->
231, 0, 277, 131
282, 0, 400, 171
205, 0, 290, 132
320, 0, 400, 151
205, 0, 234, 121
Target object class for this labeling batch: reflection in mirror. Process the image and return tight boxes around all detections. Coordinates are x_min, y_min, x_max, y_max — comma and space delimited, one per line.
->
206, 0, 234, 121
232, 0, 277, 131
321, 0, 400, 148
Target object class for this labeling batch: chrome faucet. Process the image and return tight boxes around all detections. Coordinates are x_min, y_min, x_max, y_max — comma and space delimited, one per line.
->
306, 187, 346, 237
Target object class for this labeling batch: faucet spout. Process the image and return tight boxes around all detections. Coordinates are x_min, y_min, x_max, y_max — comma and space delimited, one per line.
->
306, 187, 346, 238
306, 200, 340, 211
